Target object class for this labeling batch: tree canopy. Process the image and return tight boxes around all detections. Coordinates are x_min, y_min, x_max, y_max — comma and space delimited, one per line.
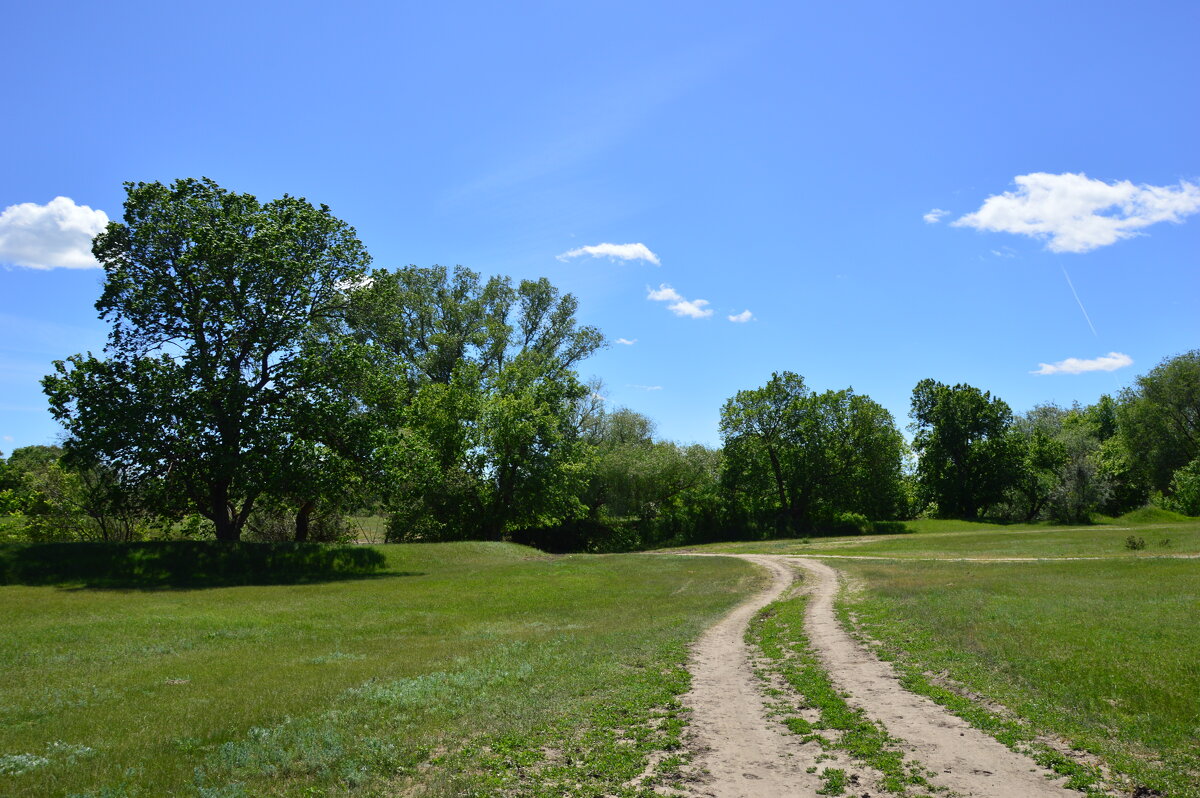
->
720, 372, 906, 533
44, 178, 373, 541
909, 379, 1022, 519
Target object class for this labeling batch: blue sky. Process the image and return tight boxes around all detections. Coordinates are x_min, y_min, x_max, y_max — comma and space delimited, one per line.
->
2, 1, 1198, 452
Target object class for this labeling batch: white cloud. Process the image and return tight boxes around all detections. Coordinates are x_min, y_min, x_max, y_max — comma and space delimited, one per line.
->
1031, 351, 1133, 376
557, 242, 660, 265
668, 298, 712, 318
923, 208, 950, 224
953, 173, 1200, 253
0, 197, 110, 270
646, 283, 682, 302
614, 337, 637, 345
646, 283, 713, 318
728, 309, 754, 323
627, 384, 663, 391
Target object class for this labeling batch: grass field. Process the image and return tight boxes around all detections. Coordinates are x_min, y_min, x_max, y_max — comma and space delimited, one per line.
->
838, 558, 1200, 797
0, 542, 758, 797
680, 515, 1200, 559
683, 516, 1200, 797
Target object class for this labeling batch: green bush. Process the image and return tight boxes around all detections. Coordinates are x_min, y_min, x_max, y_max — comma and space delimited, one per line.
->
1162, 458, 1200, 517
822, 512, 873, 535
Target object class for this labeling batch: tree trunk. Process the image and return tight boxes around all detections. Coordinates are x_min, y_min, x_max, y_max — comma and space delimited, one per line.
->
213, 514, 240, 542
295, 500, 316, 542
209, 483, 243, 541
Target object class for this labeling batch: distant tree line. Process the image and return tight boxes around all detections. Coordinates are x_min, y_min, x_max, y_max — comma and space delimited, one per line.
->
2, 177, 1198, 549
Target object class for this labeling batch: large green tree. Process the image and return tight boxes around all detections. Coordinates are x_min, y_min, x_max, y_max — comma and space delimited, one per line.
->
44, 178, 373, 541
909, 379, 1022, 519
348, 265, 604, 541
720, 372, 906, 533
1117, 350, 1200, 494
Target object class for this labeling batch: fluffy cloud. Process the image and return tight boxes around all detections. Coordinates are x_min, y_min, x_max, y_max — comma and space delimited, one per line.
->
646, 284, 682, 302
728, 309, 754, 323
646, 283, 713, 318
668, 298, 712, 318
0, 197, 110, 269
923, 208, 950, 224
1031, 351, 1133, 376
557, 242, 660, 265
954, 173, 1200, 253
614, 337, 637, 345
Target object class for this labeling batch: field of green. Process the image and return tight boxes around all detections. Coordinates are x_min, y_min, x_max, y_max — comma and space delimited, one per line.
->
0, 542, 757, 797
681, 516, 1200, 797
680, 512, 1200, 559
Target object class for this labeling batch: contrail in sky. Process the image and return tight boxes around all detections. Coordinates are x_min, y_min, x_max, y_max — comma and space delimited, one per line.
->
1061, 265, 1098, 337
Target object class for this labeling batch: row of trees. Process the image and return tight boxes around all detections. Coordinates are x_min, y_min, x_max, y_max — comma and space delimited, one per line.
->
2, 176, 1197, 548
909, 355, 1200, 524
19, 178, 603, 543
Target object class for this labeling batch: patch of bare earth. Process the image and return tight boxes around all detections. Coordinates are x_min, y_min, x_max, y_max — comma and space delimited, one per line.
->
681, 554, 1086, 798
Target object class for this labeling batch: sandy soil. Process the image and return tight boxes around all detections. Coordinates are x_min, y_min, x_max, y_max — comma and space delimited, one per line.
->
681, 555, 826, 797
682, 554, 1084, 797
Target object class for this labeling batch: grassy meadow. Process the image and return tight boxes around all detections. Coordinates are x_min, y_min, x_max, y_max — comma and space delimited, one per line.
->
837, 557, 1200, 797
685, 516, 1200, 796
0, 542, 757, 797
680, 513, 1200, 559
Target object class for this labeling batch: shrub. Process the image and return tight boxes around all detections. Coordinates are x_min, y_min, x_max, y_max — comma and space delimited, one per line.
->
823, 512, 873, 535
1161, 458, 1200, 516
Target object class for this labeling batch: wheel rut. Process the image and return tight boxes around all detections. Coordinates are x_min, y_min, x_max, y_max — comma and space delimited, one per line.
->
681, 554, 1082, 797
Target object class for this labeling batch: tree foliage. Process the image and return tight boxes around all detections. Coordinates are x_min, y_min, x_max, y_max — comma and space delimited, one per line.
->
720, 372, 906, 533
909, 379, 1022, 519
348, 265, 605, 541
1118, 350, 1200, 493
43, 178, 373, 541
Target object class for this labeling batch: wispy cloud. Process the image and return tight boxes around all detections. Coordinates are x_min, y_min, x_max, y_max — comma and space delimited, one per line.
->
923, 208, 950, 224
627, 384, 663, 391
0, 197, 109, 270
953, 173, 1200, 253
1032, 352, 1133, 375
728, 309, 754, 323
646, 283, 713, 318
557, 242, 660, 265
614, 337, 637, 346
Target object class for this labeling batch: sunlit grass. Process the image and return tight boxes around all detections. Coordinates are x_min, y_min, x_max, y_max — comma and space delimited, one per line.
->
0, 542, 757, 797
674, 518, 1200, 558
837, 558, 1200, 797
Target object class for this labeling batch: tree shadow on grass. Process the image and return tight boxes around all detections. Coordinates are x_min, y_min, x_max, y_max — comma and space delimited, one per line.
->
0, 542, 420, 589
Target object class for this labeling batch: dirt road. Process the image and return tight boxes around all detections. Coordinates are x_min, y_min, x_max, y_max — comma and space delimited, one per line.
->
682, 554, 1082, 797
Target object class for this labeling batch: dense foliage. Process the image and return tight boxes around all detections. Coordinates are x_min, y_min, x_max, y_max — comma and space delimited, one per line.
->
720, 372, 907, 535
8, 176, 1198, 549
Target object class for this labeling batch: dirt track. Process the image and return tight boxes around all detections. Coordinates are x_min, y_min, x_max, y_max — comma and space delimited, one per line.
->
682, 554, 1082, 797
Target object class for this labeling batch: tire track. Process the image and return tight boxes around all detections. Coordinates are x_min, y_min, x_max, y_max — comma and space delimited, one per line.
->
682, 554, 1082, 797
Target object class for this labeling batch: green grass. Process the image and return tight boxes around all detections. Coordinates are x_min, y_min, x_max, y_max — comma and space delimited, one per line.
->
345, 515, 389, 544
747, 595, 936, 796
675, 518, 1200, 559
836, 558, 1200, 797
0, 542, 759, 797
